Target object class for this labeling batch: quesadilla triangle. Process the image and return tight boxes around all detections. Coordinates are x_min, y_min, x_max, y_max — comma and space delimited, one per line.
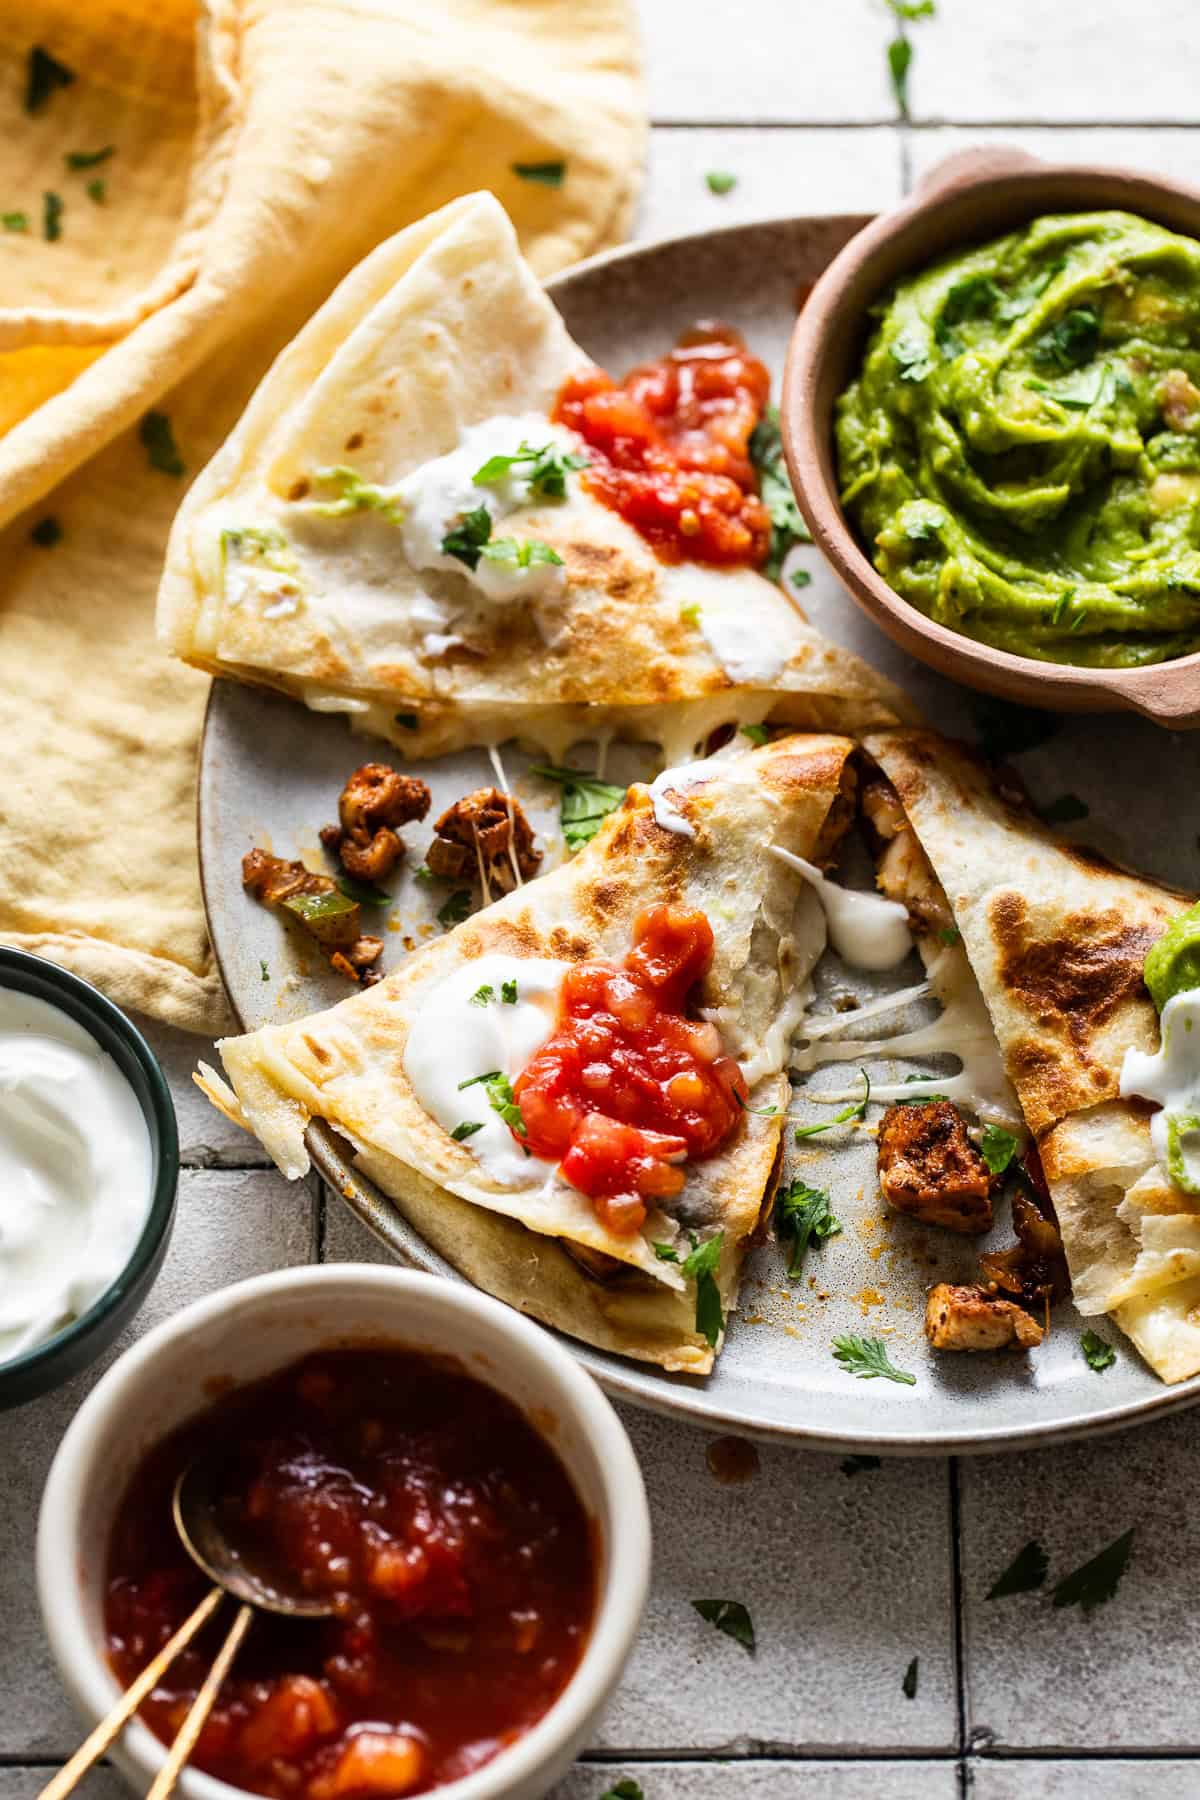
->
157, 191, 908, 764
196, 733, 858, 1373
862, 727, 1200, 1383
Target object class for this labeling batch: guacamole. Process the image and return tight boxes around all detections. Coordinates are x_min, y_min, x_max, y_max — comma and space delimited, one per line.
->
1145, 900, 1200, 1012
836, 211, 1200, 666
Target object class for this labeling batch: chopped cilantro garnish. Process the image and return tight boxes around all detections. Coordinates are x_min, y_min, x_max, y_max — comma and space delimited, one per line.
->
1032, 305, 1099, 374
65, 146, 114, 170
749, 404, 811, 581
86, 178, 105, 205
512, 160, 566, 186
335, 875, 392, 906
501, 978, 518, 1005
832, 1333, 916, 1385
790, 567, 812, 589
140, 410, 184, 477
26, 46, 74, 114
741, 723, 770, 746
683, 1230, 725, 1347
3, 212, 28, 232
1080, 1328, 1116, 1372
890, 329, 932, 383
259, 959, 270, 982
794, 1069, 870, 1140
887, 0, 935, 14
902, 1656, 919, 1699
887, 36, 913, 115
1050, 587, 1075, 626
310, 466, 404, 524
652, 1241, 680, 1262
531, 764, 626, 853
451, 1120, 484, 1142
978, 1123, 1018, 1176
937, 924, 961, 946
679, 600, 702, 626
471, 440, 588, 499
1040, 793, 1089, 825
775, 1178, 841, 1279
42, 190, 63, 241
1051, 1529, 1134, 1614
470, 984, 495, 1007
705, 170, 737, 195
735, 1091, 778, 1117
691, 1597, 754, 1652
458, 1071, 501, 1090
436, 890, 472, 928
440, 505, 494, 569
986, 1539, 1048, 1600
30, 516, 61, 548
599, 1782, 644, 1800
479, 536, 563, 569
466, 1071, 526, 1136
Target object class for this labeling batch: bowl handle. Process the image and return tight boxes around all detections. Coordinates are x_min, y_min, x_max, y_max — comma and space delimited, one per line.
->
912, 145, 1043, 203
1093, 665, 1200, 730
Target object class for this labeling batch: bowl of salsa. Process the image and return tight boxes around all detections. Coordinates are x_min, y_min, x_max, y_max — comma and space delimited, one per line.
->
37, 1265, 651, 1800
783, 145, 1200, 726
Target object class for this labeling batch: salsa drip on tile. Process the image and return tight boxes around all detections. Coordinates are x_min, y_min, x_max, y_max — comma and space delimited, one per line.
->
553, 322, 773, 566
104, 1349, 595, 1799
513, 904, 746, 1235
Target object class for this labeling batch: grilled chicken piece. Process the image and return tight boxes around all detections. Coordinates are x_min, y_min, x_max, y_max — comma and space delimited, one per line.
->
978, 1150, 1069, 1309
242, 849, 383, 984
925, 1282, 1045, 1351
426, 786, 542, 893
320, 762, 431, 883
877, 1100, 994, 1234
860, 771, 956, 938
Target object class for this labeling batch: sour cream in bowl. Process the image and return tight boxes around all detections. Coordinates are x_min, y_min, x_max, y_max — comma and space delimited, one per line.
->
0, 948, 178, 1407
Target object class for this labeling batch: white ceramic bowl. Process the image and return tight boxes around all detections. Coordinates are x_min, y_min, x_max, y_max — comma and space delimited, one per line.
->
37, 1265, 651, 1800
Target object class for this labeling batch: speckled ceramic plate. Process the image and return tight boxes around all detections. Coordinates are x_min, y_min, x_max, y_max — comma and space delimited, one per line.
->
199, 215, 1200, 1454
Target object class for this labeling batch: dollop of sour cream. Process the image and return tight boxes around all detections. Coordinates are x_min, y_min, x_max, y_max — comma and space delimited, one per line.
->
646, 757, 729, 838
0, 988, 153, 1364
770, 845, 913, 971
1121, 989, 1200, 1193
397, 415, 579, 605
403, 956, 570, 1188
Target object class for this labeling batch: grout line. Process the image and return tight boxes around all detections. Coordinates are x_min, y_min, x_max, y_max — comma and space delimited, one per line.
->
649, 116, 1200, 133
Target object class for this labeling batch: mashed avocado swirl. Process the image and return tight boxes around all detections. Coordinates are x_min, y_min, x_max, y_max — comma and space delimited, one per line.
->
836, 210, 1200, 666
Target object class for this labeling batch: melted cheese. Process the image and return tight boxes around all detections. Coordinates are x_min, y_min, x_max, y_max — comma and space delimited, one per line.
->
770, 846, 912, 971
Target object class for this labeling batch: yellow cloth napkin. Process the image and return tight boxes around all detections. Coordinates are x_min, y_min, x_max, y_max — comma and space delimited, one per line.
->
0, 0, 643, 1031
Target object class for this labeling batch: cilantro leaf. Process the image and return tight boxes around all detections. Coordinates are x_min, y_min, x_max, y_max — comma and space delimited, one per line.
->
512, 160, 566, 186
652, 1241, 680, 1262
902, 1656, 919, 1699
30, 516, 61, 548
436, 889, 472, 928
890, 329, 932, 383
832, 1333, 916, 1385
986, 1539, 1048, 1600
479, 536, 563, 569
1033, 306, 1100, 373
310, 466, 404, 524
741, 723, 770, 746
683, 1231, 725, 1348
599, 1783, 644, 1800
26, 46, 74, 114
978, 1123, 1018, 1176
484, 1072, 526, 1137
65, 146, 114, 170
775, 1179, 841, 1279
887, 0, 935, 15
1051, 1529, 1134, 1615
841, 1454, 882, 1477
887, 36, 913, 115
42, 190, 63, 241
749, 404, 811, 580
532, 764, 626, 853
440, 505, 494, 569
451, 1120, 484, 1142
1080, 1328, 1116, 1372
140, 410, 185, 477
335, 875, 392, 906
794, 1069, 871, 1140
86, 177, 105, 204
1040, 793, 1089, 825
3, 212, 28, 232
471, 440, 588, 499
705, 170, 737, 195
937, 924, 961, 946
691, 1597, 755, 1653
790, 567, 812, 589
501, 978, 518, 1004
470, 984, 495, 1007
260, 959, 270, 982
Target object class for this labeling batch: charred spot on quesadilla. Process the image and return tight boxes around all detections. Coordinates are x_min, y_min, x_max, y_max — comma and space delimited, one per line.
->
989, 892, 1161, 1045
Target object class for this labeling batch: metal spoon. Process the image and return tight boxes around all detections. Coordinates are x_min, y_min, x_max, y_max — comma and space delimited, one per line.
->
41, 1451, 335, 1800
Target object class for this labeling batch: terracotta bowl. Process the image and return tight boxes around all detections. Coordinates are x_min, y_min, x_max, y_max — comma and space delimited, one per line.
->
782, 146, 1200, 726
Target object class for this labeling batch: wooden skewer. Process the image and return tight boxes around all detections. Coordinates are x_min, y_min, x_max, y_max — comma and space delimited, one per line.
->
144, 1602, 254, 1800
38, 1586, 225, 1800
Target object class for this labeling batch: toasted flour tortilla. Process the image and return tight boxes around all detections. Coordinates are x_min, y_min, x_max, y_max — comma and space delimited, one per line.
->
865, 728, 1199, 1381
158, 193, 907, 764
197, 733, 856, 1372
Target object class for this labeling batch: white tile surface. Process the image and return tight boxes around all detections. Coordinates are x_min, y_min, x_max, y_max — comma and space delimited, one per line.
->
138, 1015, 271, 1166
550, 1762, 962, 1798
969, 1762, 1200, 1800
960, 1410, 1200, 1751
909, 126, 1200, 194
639, 128, 901, 243
0, 1168, 316, 1756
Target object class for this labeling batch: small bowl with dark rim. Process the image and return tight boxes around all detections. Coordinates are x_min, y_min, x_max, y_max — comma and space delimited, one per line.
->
782, 144, 1200, 727
0, 947, 179, 1407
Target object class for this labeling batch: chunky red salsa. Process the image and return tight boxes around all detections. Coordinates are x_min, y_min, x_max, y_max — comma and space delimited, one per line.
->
553, 323, 772, 567
513, 905, 746, 1236
105, 1350, 595, 1799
